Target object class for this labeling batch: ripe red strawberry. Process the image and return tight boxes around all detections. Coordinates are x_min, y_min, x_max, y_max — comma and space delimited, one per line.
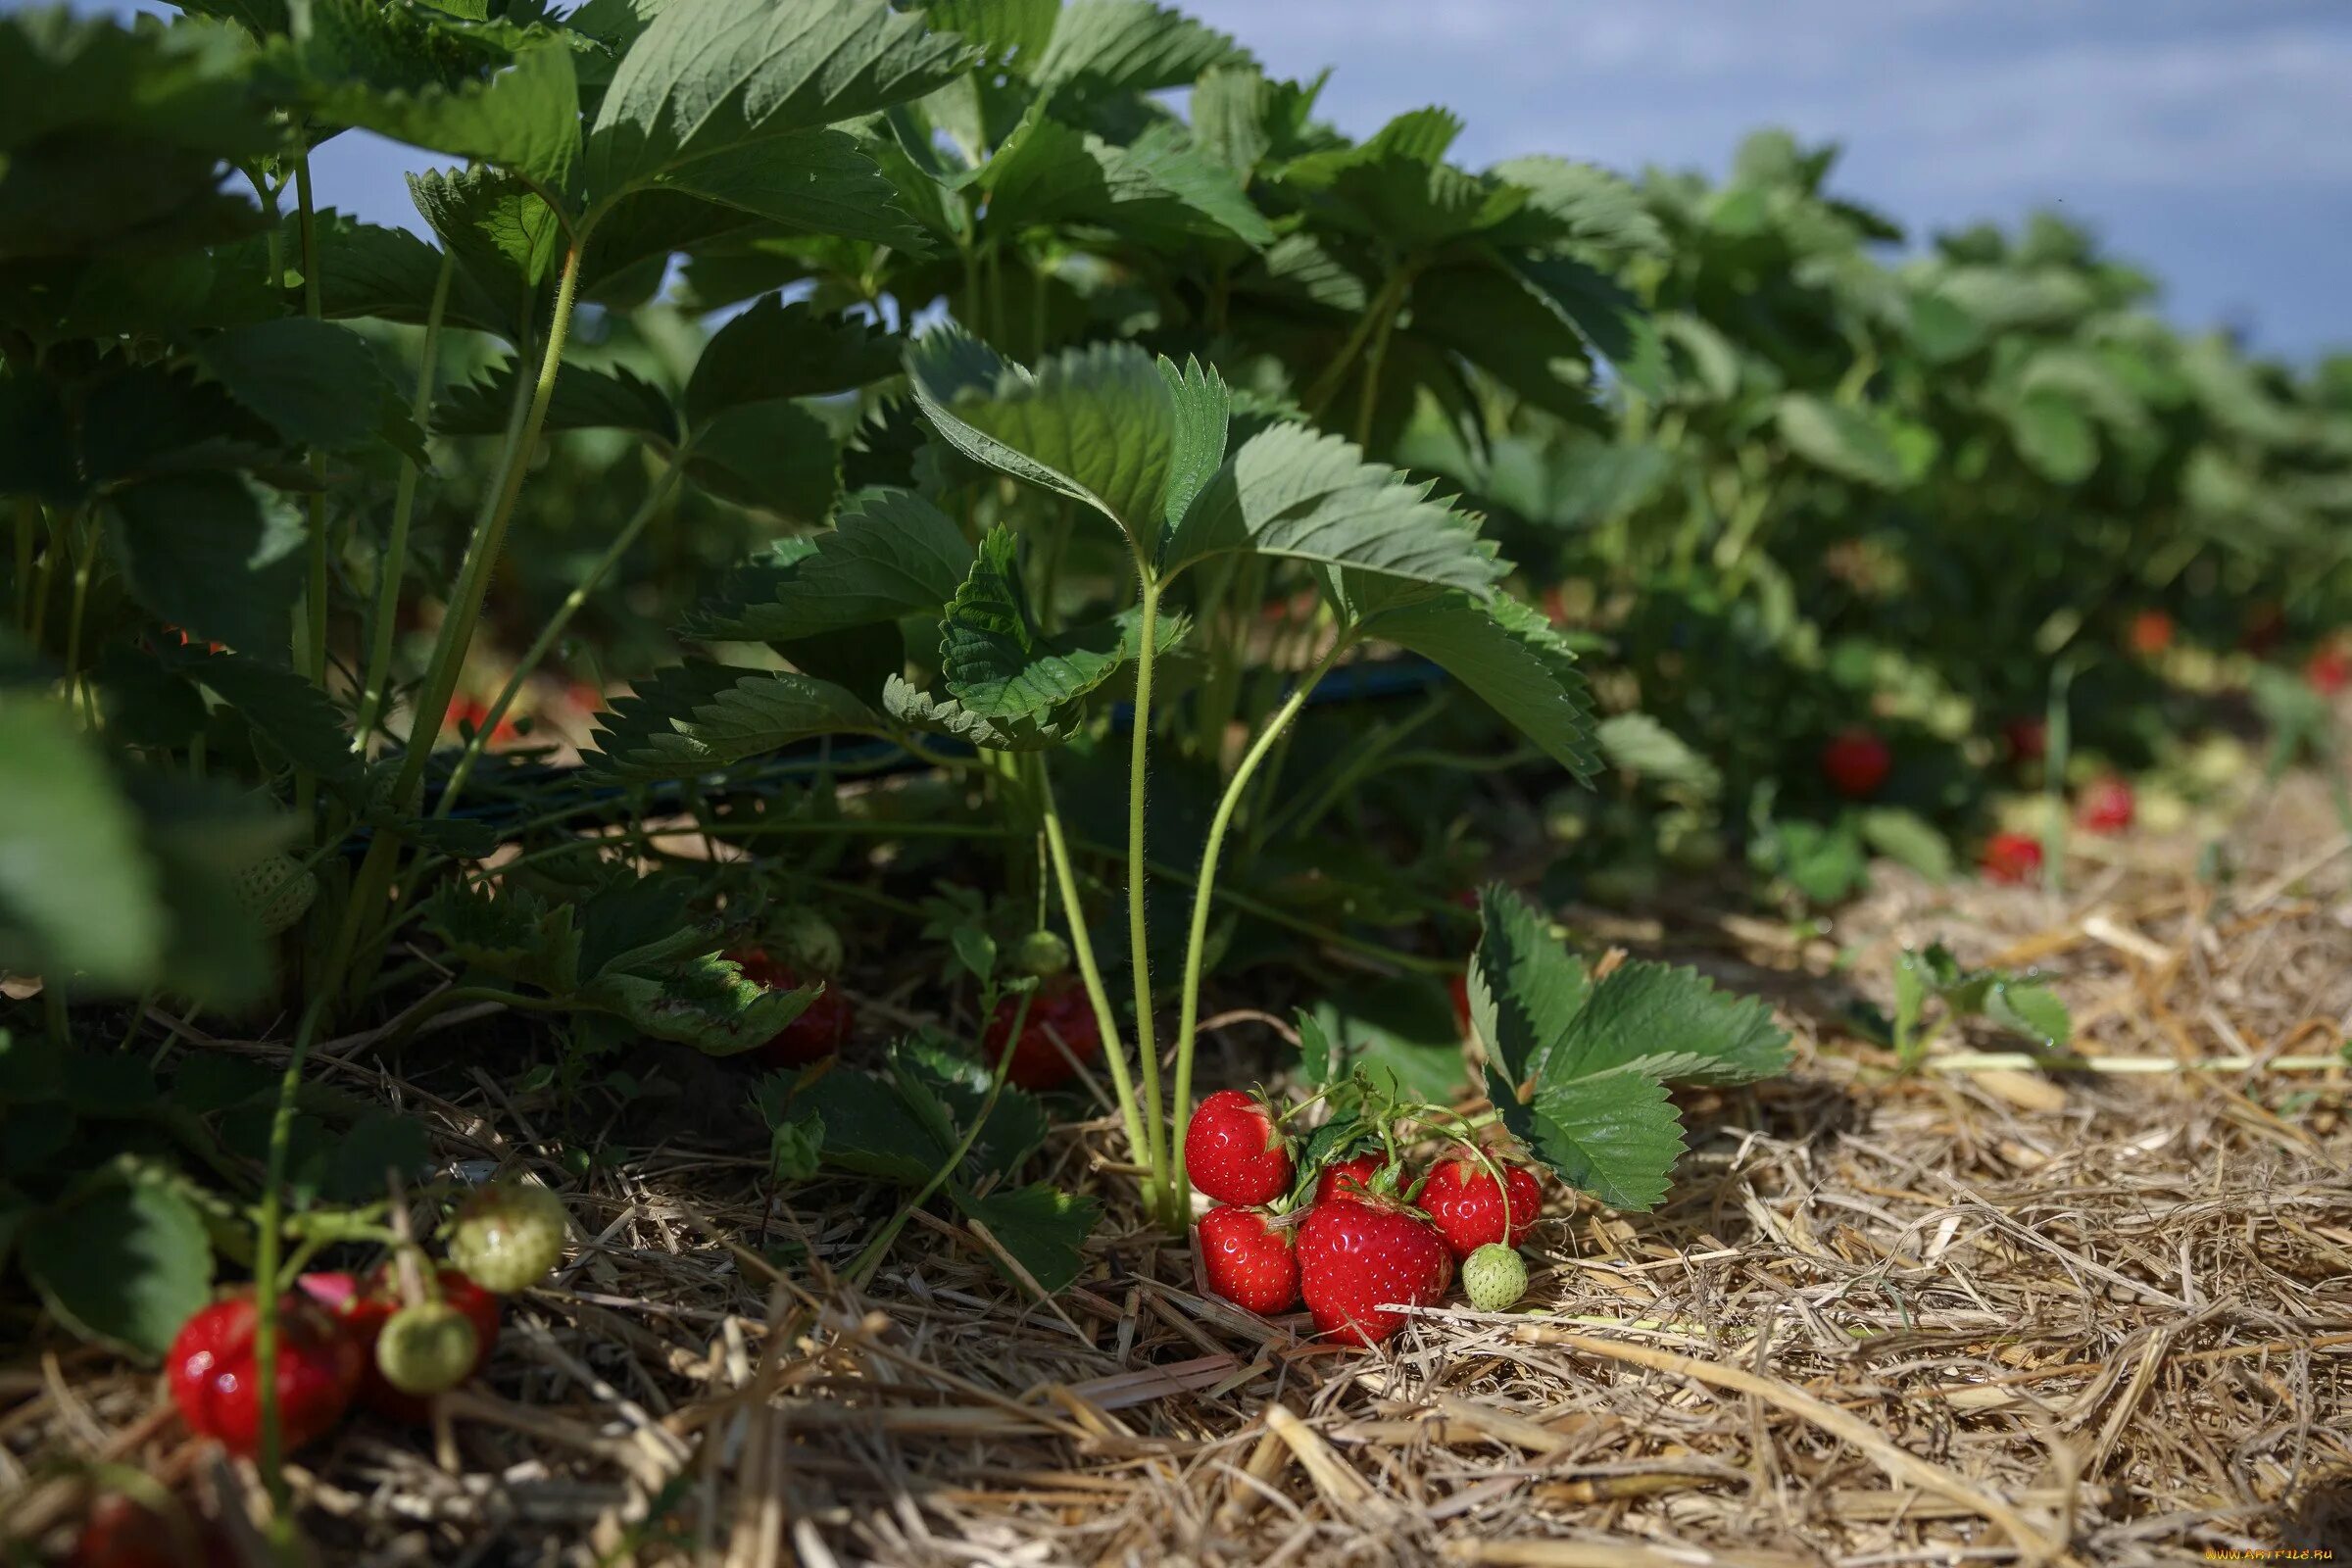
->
303, 1268, 500, 1423
1980, 831, 2043, 885
1313, 1153, 1388, 1205
1296, 1198, 1452, 1346
1184, 1089, 1293, 1206
2128, 609, 2174, 657
2307, 644, 2351, 696
1196, 1205, 1298, 1315
982, 977, 1102, 1090
1419, 1156, 1543, 1260
732, 949, 855, 1065
69, 1494, 192, 1568
2002, 715, 2046, 763
1447, 972, 1473, 1038
444, 696, 519, 747
2077, 777, 2134, 835
1820, 728, 1890, 799
167, 1290, 363, 1456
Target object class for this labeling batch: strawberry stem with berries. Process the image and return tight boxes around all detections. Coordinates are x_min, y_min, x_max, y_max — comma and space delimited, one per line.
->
1166, 636, 1355, 1227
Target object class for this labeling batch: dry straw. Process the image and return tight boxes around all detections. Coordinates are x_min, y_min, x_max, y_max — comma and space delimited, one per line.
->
6, 774, 2350, 1566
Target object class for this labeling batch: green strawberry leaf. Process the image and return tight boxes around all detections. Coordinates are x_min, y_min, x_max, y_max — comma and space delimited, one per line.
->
406, 165, 561, 338
1777, 394, 1907, 490
584, 662, 885, 783
682, 489, 973, 644
20, 1170, 214, 1360
0, 701, 164, 992
1163, 422, 1504, 593
948, 1181, 1098, 1295
940, 525, 1172, 723
682, 400, 840, 523
583, 0, 977, 203
194, 317, 423, 461
299, 209, 514, 338
1472, 887, 1788, 1211
908, 334, 1222, 550
880, 676, 1080, 752
683, 297, 901, 428
420, 882, 583, 995
1596, 712, 1720, 798
279, 0, 581, 186
105, 473, 305, 675
1985, 982, 2071, 1048
1346, 588, 1596, 779
1032, 0, 1245, 98
435, 358, 678, 443
166, 645, 361, 785
582, 954, 815, 1056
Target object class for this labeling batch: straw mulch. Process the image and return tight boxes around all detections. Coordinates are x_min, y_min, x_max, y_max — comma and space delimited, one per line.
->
8, 778, 2351, 1567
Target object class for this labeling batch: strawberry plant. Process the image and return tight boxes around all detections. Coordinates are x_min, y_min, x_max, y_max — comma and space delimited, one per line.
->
1, 0, 2346, 1548
1888, 942, 2073, 1072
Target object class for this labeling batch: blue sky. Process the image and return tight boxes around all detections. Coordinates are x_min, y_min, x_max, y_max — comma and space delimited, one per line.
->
48, 0, 2352, 360
1185, 0, 2352, 360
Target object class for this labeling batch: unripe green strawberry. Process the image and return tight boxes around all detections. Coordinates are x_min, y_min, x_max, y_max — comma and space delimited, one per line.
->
1462, 1244, 1528, 1311
374, 1300, 480, 1396
446, 1181, 567, 1295
234, 853, 317, 937
769, 906, 844, 977
1010, 929, 1071, 979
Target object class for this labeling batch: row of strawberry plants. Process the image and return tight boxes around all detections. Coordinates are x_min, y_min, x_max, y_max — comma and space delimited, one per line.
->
0, 0, 2340, 1550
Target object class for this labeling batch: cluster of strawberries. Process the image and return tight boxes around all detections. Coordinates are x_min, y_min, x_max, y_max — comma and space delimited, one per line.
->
1185, 1091, 1543, 1346
1824, 723, 2144, 888
730, 915, 1102, 1090
73, 1185, 570, 1560
160, 1182, 564, 1462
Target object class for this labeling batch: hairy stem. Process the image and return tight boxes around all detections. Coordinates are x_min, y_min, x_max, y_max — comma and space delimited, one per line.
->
395, 240, 586, 808
1166, 634, 1354, 1221
337, 239, 588, 1002
354, 249, 456, 749
1034, 754, 1152, 1183
1123, 571, 1171, 1212
293, 152, 328, 823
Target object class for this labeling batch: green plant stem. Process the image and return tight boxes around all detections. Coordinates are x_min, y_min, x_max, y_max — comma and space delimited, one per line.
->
1122, 570, 1171, 1209
1300, 266, 1413, 422
435, 452, 686, 815
1069, 833, 1460, 977
2041, 659, 2077, 897
1265, 688, 1446, 845
1352, 290, 1400, 447
395, 237, 586, 811
292, 151, 328, 826
1166, 634, 1353, 1223
1033, 753, 1152, 1188
336, 239, 590, 996
248, 989, 325, 1515
354, 249, 456, 750
845, 990, 1033, 1290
